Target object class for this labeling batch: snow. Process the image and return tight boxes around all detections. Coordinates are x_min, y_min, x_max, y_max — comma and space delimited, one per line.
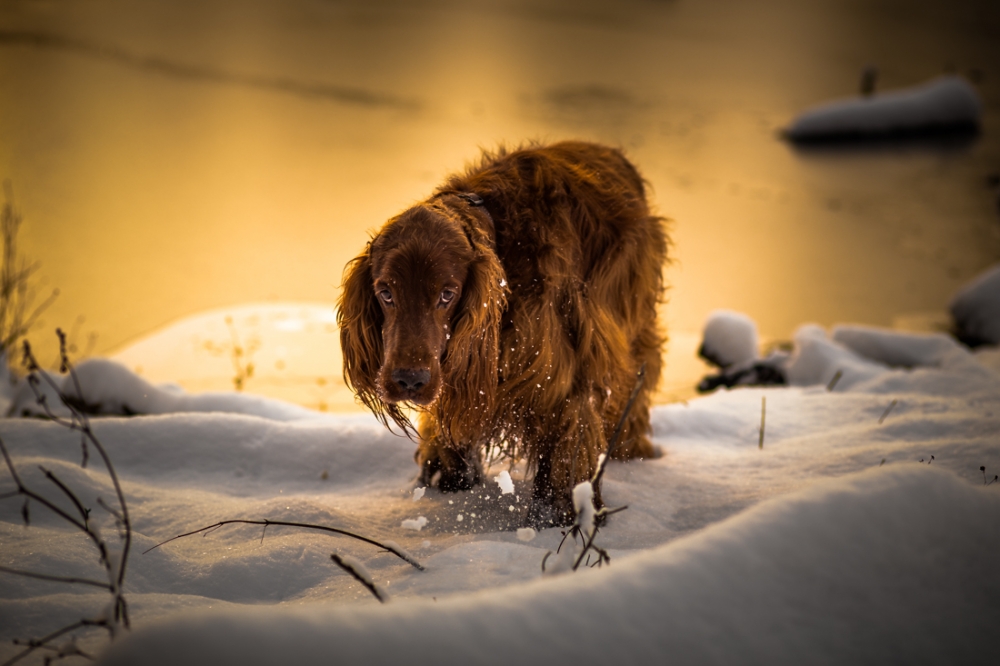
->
698, 309, 760, 368
401, 517, 428, 532
950, 263, 1000, 347
493, 470, 515, 495
571, 482, 596, 540
784, 75, 982, 141
2, 310, 999, 665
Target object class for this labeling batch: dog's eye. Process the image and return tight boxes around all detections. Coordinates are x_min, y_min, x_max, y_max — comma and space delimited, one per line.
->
378, 289, 393, 305
439, 289, 456, 306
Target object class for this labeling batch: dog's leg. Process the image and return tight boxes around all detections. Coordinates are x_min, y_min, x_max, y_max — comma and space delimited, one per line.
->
525, 391, 606, 528
416, 414, 482, 492
610, 309, 664, 461
606, 386, 658, 461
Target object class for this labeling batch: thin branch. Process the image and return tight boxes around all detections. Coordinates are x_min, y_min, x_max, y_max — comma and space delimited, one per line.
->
758, 395, 766, 449
3, 618, 106, 666
144, 519, 425, 571
96, 497, 123, 524
18, 338, 133, 631
826, 370, 843, 392
40, 465, 90, 526
571, 505, 628, 571
26, 335, 133, 598
878, 399, 897, 425
0, 437, 89, 532
592, 364, 646, 490
330, 553, 388, 603
0, 565, 112, 590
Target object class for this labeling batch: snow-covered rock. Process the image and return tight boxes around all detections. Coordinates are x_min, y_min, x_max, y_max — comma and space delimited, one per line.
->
785, 75, 981, 141
950, 263, 1000, 347
698, 310, 759, 368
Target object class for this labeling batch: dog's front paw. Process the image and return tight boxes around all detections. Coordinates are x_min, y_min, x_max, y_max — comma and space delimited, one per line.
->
418, 448, 481, 492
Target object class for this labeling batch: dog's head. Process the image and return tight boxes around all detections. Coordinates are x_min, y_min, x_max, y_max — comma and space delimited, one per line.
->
338, 202, 507, 434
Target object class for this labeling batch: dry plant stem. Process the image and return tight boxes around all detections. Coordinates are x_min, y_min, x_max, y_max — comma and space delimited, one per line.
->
591, 364, 646, 490
878, 399, 898, 424
570, 505, 627, 571
545, 504, 628, 574
0, 333, 133, 666
330, 553, 388, 603
145, 519, 425, 571
3, 619, 102, 666
543, 369, 643, 575
0, 183, 58, 354
0, 438, 89, 533
22, 335, 132, 602
758, 396, 766, 449
0, 564, 111, 590
826, 369, 843, 392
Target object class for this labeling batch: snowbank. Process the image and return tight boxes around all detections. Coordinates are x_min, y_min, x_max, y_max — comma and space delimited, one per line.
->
2, 321, 999, 665
950, 264, 1000, 347
97, 466, 1000, 666
7, 357, 329, 422
785, 75, 981, 141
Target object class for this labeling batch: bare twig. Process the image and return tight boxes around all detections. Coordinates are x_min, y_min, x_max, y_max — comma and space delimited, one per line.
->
592, 364, 646, 490
144, 519, 425, 571
24, 334, 133, 601
40, 465, 91, 526
0, 333, 133, 665
826, 370, 843, 392
0, 183, 58, 356
758, 395, 766, 449
878, 399, 897, 424
982, 466, 998, 486
3, 619, 104, 666
331, 553, 389, 603
0, 565, 111, 591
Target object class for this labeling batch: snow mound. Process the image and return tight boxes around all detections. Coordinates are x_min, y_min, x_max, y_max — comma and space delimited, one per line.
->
785, 75, 981, 141
698, 309, 759, 368
784, 323, 993, 391
7, 358, 327, 422
950, 263, 1000, 347
96, 465, 1000, 666
5, 308, 1000, 664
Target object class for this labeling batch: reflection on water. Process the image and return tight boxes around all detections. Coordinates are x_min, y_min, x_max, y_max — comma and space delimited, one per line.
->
1, 0, 998, 401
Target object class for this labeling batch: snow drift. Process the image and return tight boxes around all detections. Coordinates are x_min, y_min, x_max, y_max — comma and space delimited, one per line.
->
2, 317, 999, 665
785, 75, 981, 141
98, 466, 1000, 666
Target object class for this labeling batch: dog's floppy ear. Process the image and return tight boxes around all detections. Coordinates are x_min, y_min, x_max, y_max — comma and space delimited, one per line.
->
338, 241, 412, 433
438, 240, 508, 442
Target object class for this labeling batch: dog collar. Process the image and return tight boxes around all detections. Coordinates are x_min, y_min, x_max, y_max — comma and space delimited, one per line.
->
456, 192, 485, 207
452, 191, 496, 248
456, 191, 494, 227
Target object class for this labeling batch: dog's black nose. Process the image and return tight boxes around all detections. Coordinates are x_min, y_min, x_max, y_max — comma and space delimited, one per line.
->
392, 368, 430, 391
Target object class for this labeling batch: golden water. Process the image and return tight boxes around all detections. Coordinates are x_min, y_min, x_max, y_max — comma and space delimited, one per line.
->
2, 0, 998, 398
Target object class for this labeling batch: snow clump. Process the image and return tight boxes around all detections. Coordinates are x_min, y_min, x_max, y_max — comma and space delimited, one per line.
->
699, 310, 759, 368
401, 517, 428, 531
493, 470, 514, 494
949, 263, 1000, 347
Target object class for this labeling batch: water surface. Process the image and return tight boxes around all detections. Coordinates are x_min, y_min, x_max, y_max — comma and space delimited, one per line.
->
1, 0, 998, 399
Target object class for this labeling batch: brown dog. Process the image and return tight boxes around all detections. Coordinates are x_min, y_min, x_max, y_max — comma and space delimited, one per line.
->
338, 141, 668, 526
